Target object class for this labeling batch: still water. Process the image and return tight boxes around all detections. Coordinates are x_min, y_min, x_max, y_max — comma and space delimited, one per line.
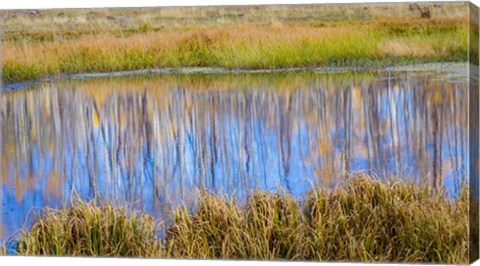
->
0, 70, 469, 242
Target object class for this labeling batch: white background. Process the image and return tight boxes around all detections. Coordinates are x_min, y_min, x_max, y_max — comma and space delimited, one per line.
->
0, 0, 479, 266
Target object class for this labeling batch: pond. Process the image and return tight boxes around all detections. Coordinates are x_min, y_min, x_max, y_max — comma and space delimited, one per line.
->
0, 66, 469, 242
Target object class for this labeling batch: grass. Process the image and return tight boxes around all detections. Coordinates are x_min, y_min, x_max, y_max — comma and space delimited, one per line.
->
1, 3, 470, 84
15, 199, 162, 257
10, 176, 468, 263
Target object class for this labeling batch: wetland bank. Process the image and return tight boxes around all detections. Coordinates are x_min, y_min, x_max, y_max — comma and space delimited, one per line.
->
0, 2, 477, 263
1, 2, 470, 83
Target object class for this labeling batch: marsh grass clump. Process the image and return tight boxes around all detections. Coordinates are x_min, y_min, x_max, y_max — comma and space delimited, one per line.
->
302, 177, 468, 263
12, 177, 468, 263
164, 194, 245, 259
165, 192, 306, 260
16, 199, 162, 257
166, 177, 468, 263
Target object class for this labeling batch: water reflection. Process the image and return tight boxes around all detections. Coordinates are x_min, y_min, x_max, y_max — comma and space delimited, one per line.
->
0, 71, 469, 241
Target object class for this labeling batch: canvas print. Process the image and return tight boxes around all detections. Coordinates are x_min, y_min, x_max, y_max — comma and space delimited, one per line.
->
0, 1, 479, 264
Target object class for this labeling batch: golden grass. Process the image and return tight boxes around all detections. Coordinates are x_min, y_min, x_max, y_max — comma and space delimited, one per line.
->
166, 177, 468, 262
1, 3, 470, 84
1, 3, 469, 43
12, 177, 468, 263
16, 198, 162, 257
2, 19, 469, 84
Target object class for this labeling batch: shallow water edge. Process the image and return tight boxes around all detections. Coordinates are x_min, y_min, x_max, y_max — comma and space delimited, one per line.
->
0, 62, 469, 92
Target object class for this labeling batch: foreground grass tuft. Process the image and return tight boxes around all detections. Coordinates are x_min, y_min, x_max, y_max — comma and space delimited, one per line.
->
12, 177, 468, 263
16, 199, 162, 257
166, 177, 468, 263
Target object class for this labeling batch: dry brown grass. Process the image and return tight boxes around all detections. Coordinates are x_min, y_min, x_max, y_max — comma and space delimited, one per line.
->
2, 3, 468, 43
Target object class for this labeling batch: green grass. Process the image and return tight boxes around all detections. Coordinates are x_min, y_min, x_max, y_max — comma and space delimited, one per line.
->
1, 3, 470, 84
10, 177, 468, 263
1, 25, 469, 84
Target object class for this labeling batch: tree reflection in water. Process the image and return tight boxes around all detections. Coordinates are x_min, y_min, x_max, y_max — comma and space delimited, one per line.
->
0, 71, 469, 241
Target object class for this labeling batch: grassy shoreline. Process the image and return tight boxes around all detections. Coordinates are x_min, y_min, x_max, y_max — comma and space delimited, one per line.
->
3, 177, 468, 263
1, 3, 470, 84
